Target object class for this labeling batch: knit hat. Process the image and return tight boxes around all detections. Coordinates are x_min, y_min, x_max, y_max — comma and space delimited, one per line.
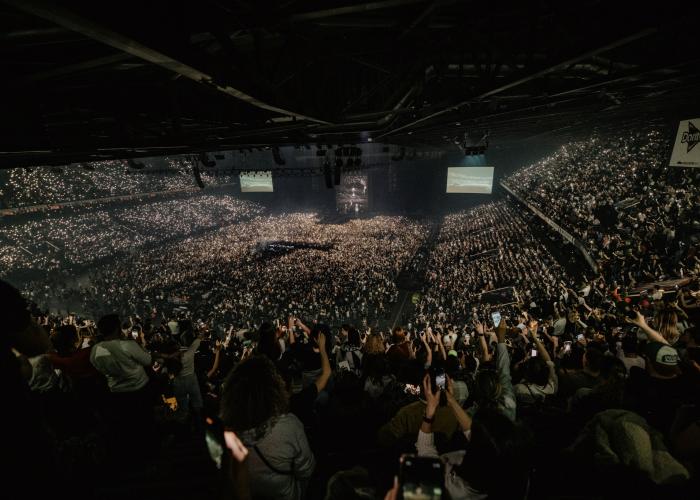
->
644, 342, 679, 366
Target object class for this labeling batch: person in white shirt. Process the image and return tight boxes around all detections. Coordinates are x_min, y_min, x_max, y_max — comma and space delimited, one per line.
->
90, 314, 152, 393
90, 314, 154, 456
167, 318, 180, 336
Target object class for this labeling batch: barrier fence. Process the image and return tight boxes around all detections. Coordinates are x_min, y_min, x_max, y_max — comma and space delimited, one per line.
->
500, 182, 599, 274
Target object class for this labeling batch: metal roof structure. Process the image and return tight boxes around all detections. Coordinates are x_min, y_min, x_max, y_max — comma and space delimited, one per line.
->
1, 0, 698, 167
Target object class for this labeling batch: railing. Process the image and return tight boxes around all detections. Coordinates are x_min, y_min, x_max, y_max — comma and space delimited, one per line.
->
500, 182, 599, 274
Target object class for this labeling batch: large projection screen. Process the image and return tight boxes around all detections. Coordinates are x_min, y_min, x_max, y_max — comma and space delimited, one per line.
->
336, 175, 368, 214
240, 171, 273, 192
446, 166, 494, 194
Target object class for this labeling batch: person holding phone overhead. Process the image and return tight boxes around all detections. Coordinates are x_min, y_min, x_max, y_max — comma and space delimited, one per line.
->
513, 320, 559, 407
400, 370, 532, 499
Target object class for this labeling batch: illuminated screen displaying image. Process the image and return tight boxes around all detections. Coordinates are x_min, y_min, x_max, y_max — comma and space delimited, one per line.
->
240, 171, 273, 192
446, 166, 494, 194
336, 175, 368, 214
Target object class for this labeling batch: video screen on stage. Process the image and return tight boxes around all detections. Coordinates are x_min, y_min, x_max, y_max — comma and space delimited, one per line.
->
240, 171, 273, 192
336, 175, 368, 214
446, 166, 494, 194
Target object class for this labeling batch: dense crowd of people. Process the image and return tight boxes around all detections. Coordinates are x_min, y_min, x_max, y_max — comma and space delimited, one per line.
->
414, 201, 579, 329
504, 129, 700, 286
72, 213, 429, 329
4, 130, 700, 500
0, 195, 264, 275
5, 270, 699, 499
0, 157, 242, 209
0, 158, 193, 208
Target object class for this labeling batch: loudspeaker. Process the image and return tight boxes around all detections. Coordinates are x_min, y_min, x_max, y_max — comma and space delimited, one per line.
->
323, 162, 333, 189
272, 146, 286, 165
193, 162, 205, 189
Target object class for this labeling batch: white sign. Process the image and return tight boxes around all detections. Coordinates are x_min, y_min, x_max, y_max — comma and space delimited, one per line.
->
670, 118, 700, 167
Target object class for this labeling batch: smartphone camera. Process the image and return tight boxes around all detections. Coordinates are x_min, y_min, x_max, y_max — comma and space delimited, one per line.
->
530, 348, 538, 358
399, 454, 444, 500
491, 311, 501, 328
435, 372, 446, 391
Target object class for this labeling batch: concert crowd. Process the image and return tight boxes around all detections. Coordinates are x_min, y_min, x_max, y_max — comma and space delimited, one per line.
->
4, 130, 700, 500
504, 129, 700, 286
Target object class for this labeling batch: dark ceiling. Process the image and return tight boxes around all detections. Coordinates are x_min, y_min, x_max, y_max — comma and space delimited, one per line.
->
1, 0, 698, 167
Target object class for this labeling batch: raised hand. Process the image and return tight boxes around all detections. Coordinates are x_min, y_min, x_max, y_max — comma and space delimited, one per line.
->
422, 373, 440, 413
445, 375, 456, 403
528, 319, 538, 336
625, 310, 645, 327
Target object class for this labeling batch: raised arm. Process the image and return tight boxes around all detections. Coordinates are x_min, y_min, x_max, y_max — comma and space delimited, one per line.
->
495, 320, 515, 413
287, 316, 297, 345
529, 320, 552, 363
475, 320, 492, 362
434, 330, 446, 361
314, 332, 332, 393
207, 341, 223, 380
420, 331, 432, 368
626, 311, 669, 345
416, 374, 441, 458
295, 318, 312, 336
446, 376, 472, 432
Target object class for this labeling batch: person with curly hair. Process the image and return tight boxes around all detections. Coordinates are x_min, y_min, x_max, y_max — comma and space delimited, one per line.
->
221, 355, 315, 499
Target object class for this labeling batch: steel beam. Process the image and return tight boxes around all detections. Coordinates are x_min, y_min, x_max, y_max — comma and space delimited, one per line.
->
375, 27, 657, 139
4, 0, 331, 124
290, 0, 429, 22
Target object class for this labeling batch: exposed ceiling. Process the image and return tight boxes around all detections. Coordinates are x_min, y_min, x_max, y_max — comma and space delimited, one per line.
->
0, 0, 698, 167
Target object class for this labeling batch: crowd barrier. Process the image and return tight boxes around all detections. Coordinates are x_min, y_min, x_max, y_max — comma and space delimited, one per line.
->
500, 182, 599, 274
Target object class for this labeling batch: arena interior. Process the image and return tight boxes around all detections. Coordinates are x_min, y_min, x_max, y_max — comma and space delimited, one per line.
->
2, 2, 700, 499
